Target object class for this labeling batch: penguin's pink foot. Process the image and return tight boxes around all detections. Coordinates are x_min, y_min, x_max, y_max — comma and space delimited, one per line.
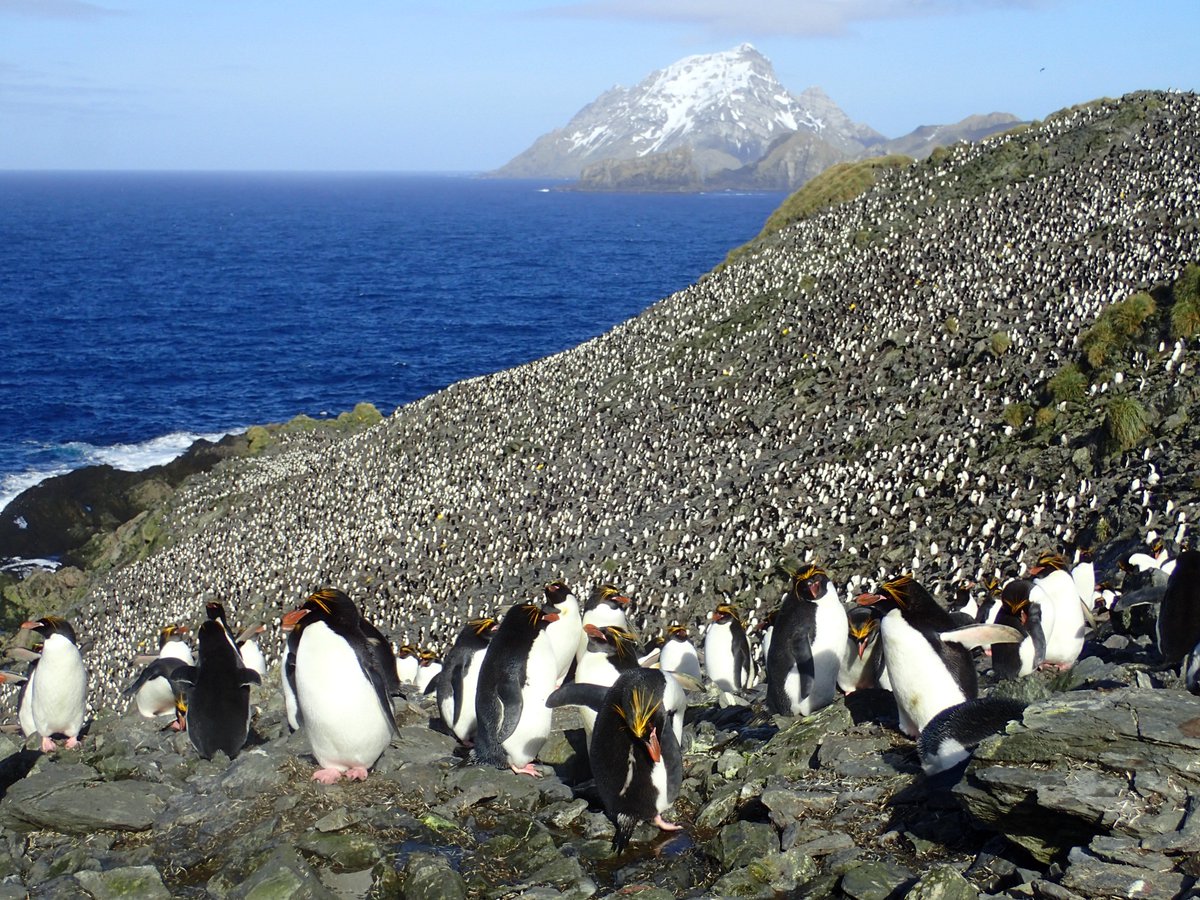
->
510, 762, 543, 777
344, 767, 370, 781
653, 815, 683, 832
460, 739, 474, 749
40, 736, 57, 753
64, 736, 80, 750
312, 768, 344, 784
170, 719, 186, 732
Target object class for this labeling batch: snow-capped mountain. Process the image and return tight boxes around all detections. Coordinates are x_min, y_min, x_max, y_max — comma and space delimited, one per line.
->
493, 44, 882, 180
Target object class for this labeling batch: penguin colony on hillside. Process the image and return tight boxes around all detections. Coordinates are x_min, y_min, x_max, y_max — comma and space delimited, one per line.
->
2, 91, 1199, 803
10, 546, 1200, 851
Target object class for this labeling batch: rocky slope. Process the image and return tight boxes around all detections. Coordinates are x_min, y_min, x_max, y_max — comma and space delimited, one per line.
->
0, 89, 1199, 897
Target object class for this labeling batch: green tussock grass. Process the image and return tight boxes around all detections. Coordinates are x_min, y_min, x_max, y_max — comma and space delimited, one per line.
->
1171, 263, 1200, 339
1046, 364, 1088, 404
1104, 395, 1149, 452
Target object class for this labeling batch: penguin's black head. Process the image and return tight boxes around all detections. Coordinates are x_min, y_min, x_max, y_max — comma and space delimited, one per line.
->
846, 606, 879, 657
418, 649, 439, 667
468, 617, 498, 638
395, 643, 418, 658
711, 604, 742, 625
1032, 551, 1068, 574
281, 588, 358, 633
515, 602, 558, 629
21, 616, 77, 646
613, 685, 663, 761
1000, 581, 1033, 619
159, 624, 188, 647
792, 565, 830, 600
667, 625, 690, 642
543, 581, 573, 607
197, 618, 239, 658
755, 611, 777, 634
205, 601, 229, 624
588, 583, 632, 612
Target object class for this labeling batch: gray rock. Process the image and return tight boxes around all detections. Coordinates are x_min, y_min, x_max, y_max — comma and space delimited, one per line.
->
400, 852, 468, 900
906, 864, 979, 900
955, 689, 1200, 862
0, 763, 174, 833
839, 858, 916, 900
74, 865, 171, 899
224, 845, 334, 900
709, 820, 779, 870
1059, 846, 1188, 899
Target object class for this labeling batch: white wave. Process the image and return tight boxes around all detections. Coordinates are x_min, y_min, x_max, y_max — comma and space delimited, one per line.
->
0, 429, 238, 514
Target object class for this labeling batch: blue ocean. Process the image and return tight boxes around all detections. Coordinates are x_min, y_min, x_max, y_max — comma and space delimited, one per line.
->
0, 173, 784, 511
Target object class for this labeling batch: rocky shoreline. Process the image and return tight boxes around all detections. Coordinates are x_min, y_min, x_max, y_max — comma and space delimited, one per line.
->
1, 89, 1199, 897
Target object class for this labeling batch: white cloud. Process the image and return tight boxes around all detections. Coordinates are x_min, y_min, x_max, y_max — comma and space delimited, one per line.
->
536, 0, 1051, 38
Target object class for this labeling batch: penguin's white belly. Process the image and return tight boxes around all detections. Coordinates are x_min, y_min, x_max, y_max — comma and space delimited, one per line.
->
502, 645, 556, 766
396, 656, 419, 685
662, 674, 687, 747
447, 651, 485, 741
281, 643, 300, 731
546, 607, 582, 682
649, 754, 670, 813
704, 625, 741, 692
659, 643, 701, 681
23, 637, 87, 739
240, 641, 268, 678
296, 624, 392, 771
881, 611, 965, 734
575, 655, 620, 737
160, 642, 194, 665
416, 662, 442, 693
1017, 635, 1038, 677
136, 677, 177, 717
1037, 572, 1085, 665
805, 594, 848, 713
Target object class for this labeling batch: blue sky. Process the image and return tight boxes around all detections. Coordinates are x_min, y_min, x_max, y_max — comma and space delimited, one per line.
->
1, 0, 1195, 171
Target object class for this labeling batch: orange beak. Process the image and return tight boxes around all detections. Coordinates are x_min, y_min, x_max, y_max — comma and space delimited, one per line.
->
646, 726, 662, 763
855, 593, 882, 606
281, 608, 310, 632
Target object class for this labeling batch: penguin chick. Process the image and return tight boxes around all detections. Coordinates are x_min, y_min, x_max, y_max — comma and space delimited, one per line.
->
171, 618, 260, 761
766, 565, 848, 716
435, 617, 498, 746
282, 588, 396, 782
18, 617, 88, 753
473, 601, 561, 776
548, 667, 683, 853
704, 604, 754, 705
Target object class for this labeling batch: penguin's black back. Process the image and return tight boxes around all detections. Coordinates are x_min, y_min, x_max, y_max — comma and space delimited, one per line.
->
765, 595, 816, 715
990, 608, 1028, 681
473, 602, 544, 768
176, 620, 260, 760
1158, 551, 1200, 665
590, 667, 680, 852
438, 620, 494, 724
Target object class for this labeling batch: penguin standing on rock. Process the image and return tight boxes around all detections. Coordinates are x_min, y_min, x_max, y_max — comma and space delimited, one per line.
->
766, 565, 848, 716
542, 581, 583, 685
658, 626, 702, 681
1151, 549, 1200, 667
857, 576, 1020, 737
171, 618, 260, 760
124, 624, 193, 725
434, 617, 498, 746
547, 667, 683, 853
18, 617, 88, 753
574, 624, 641, 742
1029, 552, 1090, 669
838, 605, 887, 694
281, 589, 396, 782
990, 580, 1046, 679
703, 604, 753, 704
473, 601, 560, 776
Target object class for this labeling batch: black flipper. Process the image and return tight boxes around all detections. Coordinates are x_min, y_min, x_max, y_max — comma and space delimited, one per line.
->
546, 682, 608, 712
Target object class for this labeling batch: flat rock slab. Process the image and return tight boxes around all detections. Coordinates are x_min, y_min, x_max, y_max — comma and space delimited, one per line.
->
0, 763, 175, 833
955, 688, 1200, 862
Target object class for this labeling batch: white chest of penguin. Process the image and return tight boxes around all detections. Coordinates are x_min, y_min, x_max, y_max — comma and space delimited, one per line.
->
295, 622, 391, 763
880, 610, 965, 732
22, 634, 87, 735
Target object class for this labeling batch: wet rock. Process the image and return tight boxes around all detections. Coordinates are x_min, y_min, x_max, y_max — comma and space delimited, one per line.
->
709, 820, 779, 869
74, 865, 171, 899
221, 845, 333, 899
294, 830, 383, 870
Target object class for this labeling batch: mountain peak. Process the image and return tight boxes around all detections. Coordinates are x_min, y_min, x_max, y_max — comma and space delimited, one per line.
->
493, 44, 872, 180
